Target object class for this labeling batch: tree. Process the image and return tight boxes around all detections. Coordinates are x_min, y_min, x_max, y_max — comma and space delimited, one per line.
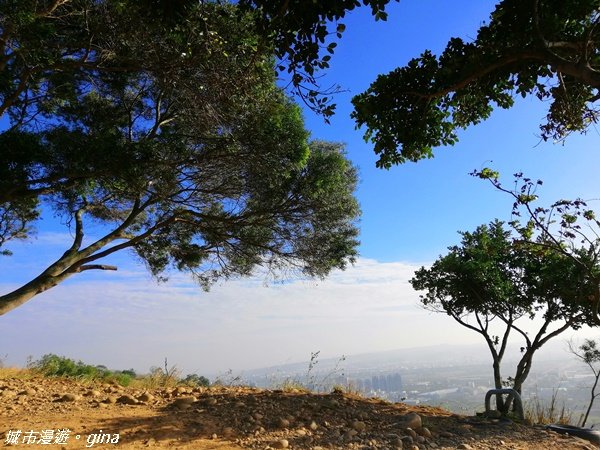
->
410, 220, 593, 413
1, 0, 391, 208
568, 338, 600, 427
474, 169, 600, 323
239, 0, 396, 118
182, 373, 210, 387
351, 0, 600, 167
0, 1, 364, 315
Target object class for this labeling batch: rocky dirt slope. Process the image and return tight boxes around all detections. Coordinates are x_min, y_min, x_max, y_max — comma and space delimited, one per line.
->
0, 376, 596, 450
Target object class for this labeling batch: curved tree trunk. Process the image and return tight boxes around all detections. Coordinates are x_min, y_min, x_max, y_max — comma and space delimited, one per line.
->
510, 349, 535, 413
582, 373, 600, 427
0, 201, 150, 316
0, 274, 62, 315
0, 263, 117, 315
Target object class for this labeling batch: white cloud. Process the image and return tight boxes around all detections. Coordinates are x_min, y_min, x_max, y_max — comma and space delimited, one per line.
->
2, 257, 489, 375
4, 255, 590, 380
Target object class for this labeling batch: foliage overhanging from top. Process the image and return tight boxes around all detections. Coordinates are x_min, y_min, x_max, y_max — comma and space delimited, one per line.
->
351, 0, 600, 167
240, 0, 396, 118
0, 0, 369, 315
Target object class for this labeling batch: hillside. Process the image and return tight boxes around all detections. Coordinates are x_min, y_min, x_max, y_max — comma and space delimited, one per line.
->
0, 375, 596, 450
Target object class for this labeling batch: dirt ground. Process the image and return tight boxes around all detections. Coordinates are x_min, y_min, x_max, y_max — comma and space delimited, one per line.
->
0, 376, 597, 450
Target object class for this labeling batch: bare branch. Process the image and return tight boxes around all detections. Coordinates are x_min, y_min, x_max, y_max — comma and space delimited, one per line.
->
35, 0, 71, 17
77, 264, 117, 272
497, 310, 513, 360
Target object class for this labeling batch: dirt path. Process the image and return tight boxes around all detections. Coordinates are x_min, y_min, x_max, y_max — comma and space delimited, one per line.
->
0, 377, 596, 450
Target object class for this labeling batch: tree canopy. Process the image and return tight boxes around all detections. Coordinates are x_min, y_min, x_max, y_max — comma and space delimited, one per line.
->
411, 220, 595, 411
0, 0, 369, 315
351, 0, 600, 167
474, 169, 600, 322
240, 0, 395, 118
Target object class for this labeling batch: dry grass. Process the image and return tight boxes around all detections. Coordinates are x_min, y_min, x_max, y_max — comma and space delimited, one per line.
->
332, 381, 363, 396
0, 366, 36, 380
130, 361, 182, 389
272, 378, 311, 393
524, 389, 573, 425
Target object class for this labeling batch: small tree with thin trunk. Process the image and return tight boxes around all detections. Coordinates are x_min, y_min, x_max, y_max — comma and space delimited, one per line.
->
411, 220, 593, 414
569, 339, 600, 427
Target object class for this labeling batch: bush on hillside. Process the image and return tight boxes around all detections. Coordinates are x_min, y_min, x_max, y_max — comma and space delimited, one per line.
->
29, 354, 134, 386
182, 373, 210, 387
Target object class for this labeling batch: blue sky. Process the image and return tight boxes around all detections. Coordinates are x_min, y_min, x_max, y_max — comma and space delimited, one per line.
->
2, 1, 600, 376
304, 0, 600, 263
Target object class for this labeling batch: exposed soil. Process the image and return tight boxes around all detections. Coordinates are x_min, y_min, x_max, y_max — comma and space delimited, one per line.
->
0, 377, 597, 450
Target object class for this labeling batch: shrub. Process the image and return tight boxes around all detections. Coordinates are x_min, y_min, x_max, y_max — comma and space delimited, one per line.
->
182, 374, 210, 387
29, 354, 133, 386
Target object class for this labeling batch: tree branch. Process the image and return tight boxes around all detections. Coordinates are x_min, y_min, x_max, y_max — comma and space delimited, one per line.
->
497, 310, 513, 361
77, 264, 117, 272
72, 213, 177, 269
73, 197, 144, 261
405, 49, 600, 104
536, 317, 580, 348
452, 313, 486, 336
61, 207, 86, 258
0, 67, 34, 117
35, 0, 71, 17
510, 321, 533, 348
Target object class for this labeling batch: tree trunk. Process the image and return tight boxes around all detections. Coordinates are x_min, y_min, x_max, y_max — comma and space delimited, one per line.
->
509, 349, 535, 412
492, 357, 507, 412
0, 273, 64, 315
582, 373, 600, 427
0, 260, 117, 316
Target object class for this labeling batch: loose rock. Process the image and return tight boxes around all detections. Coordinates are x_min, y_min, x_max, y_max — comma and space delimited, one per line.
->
57, 393, 80, 402
416, 427, 432, 438
272, 439, 289, 449
172, 396, 196, 410
352, 420, 367, 432
137, 392, 154, 403
397, 412, 422, 430
86, 390, 102, 398
278, 418, 290, 428
18, 388, 36, 396
1, 375, 593, 450
116, 394, 139, 405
